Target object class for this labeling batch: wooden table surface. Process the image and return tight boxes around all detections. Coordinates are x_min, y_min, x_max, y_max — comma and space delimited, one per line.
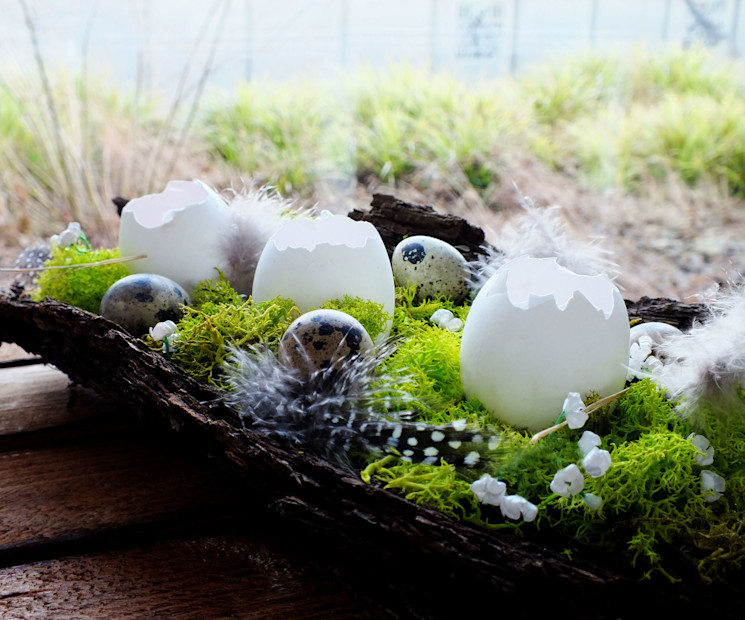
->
0, 343, 395, 619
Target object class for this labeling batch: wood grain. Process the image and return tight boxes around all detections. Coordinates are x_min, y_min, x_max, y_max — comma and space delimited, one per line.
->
0, 365, 102, 435
0, 534, 391, 619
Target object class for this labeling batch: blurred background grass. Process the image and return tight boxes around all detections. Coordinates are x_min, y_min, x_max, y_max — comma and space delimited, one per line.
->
0, 32, 744, 298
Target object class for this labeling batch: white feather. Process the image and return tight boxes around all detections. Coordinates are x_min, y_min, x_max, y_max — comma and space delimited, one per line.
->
652, 287, 745, 423
472, 193, 618, 292
218, 187, 298, 295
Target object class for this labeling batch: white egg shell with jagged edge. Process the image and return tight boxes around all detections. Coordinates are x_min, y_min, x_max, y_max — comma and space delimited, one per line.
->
119, 180, 230, 293
252, 212, 395, 337
460, 256, 629, 432
279, 309, 374, 379
392, 235, 470, 304
100, 273, 189, 337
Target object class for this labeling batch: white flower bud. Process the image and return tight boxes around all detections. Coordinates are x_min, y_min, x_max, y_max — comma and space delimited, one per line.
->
470, 474, 506, 507
550, 463, 584, 497
563, 392, 587, 429
688, 434, 714, 466
149, 320, 178, 341
701, 470, 726, 502
582, 447, 612, 478
578, 430, 601, 457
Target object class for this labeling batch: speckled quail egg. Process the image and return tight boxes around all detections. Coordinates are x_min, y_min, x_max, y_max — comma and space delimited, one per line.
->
391, 235, 470, 303
279, 309, 374, 379
100, 273, 189, 336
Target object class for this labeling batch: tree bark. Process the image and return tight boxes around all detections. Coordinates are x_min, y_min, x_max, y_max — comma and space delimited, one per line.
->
0, 195, 737, 617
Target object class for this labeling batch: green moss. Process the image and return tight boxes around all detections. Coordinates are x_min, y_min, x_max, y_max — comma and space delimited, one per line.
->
164, 295, 299, 387
318, 295, 390, 341
191, 272, 244, 308
152, 278, 745, 584
361, 456, 481, 522
31, 246, 129, 313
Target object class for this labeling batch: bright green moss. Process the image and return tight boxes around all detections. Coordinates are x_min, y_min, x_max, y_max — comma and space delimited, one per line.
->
190, 272, 244, 308
318, 295, 390, 341
154, 278, 745, 583
362, 456, 481, 522
164, 295, 300, 387
31, 246, 129, 313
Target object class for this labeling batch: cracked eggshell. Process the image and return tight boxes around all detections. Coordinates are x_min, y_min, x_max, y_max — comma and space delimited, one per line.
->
460, 256, 629, 432
119, 180, 230, 293
252, 212, 395, 337
279, 309, 374, 379
100, 273, 189, 337
392, 235, 470, 303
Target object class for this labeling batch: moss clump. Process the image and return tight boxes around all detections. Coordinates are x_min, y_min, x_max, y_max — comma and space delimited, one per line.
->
166, 295, 300, 387
362, 456, 480, 522
31, 246, 129, 313
191, 272, 244, 308
318, 295, 390, 341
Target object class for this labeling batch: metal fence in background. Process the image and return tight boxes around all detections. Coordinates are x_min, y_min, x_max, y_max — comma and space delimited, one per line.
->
0, 0, 742, 91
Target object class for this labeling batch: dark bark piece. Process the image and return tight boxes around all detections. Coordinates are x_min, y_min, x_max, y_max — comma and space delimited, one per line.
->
626, 295, 709, 330
348, 193, 494, 261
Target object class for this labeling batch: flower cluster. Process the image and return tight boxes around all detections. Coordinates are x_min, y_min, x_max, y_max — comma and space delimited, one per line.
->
550, 429, 612, 510
627, 334, 663, 381
470, 474, 538, 522
429, 308, 463, 332
50, 222, 90, 252
688, 433, 726, 502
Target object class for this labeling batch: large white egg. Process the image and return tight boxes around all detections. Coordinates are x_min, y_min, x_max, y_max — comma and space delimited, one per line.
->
460, 256, 629, 432
251, 212, 395, 336
119, 180, 230, 293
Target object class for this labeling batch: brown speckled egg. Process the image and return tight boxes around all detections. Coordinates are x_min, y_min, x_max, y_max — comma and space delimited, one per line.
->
100, 273, 189, 336
279, 309, 374, 378
391, 235, 470, 303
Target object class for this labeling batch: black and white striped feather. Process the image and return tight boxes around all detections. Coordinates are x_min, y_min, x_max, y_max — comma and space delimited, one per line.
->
223, 345, 499, 470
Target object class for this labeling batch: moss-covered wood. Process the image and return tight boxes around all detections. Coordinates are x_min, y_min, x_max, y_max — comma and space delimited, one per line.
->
0, 197, 740, 618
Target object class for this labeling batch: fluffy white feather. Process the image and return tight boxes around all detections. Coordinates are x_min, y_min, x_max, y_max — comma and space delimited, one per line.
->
472, 193, 618, 291
652, 287, 745, 423
218, 187, 297, 295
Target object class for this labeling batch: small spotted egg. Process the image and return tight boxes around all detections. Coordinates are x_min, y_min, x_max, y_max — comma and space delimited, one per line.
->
391, 235, 470, 303
279, 309, 374, 379
100, 273, 189, 336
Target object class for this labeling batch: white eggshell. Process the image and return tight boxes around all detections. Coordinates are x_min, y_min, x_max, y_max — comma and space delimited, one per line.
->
279, 309, 374, 378
392, 235, 470, 303
252, 212, 395, 336
460, 256, 629, 432
100, 273, 189, 336
119, 180, 230, 293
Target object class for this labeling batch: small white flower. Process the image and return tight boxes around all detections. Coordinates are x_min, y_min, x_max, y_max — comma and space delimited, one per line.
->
562, 392, 587, 429
582, 447, 612, 478
470, 474, 506, 507
550, 463, 585, 497
583, 493, 603, 511
52, 222, 83, 247
429, 309, 454, 328
500, 494, 538, 522
149, 320, 178, 341
578, 430, 601, 457
519, 497, 539, 522
701, 470, 726, 502
627, 335, 653, 380
688, 433, 714, 466
445, 317, 463, 332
